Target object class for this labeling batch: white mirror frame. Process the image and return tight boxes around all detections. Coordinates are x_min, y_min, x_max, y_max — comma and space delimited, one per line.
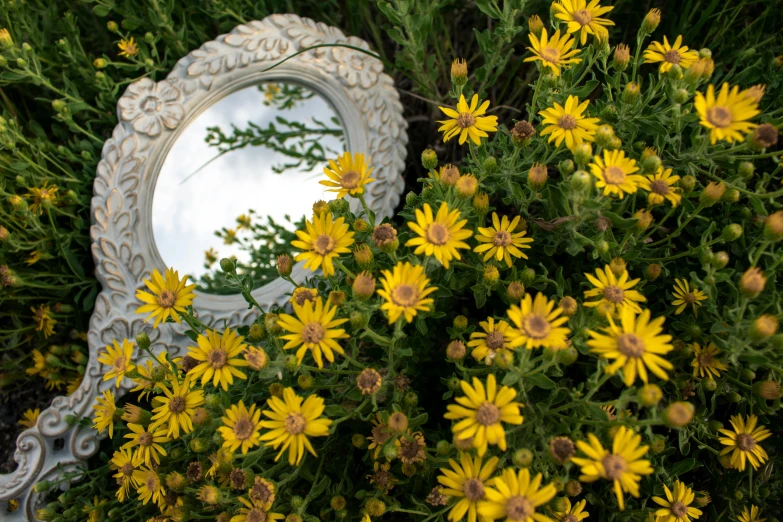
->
0, 14, 407, 518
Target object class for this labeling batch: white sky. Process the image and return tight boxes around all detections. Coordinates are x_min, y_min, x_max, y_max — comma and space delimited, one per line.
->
152, 84, 344, 278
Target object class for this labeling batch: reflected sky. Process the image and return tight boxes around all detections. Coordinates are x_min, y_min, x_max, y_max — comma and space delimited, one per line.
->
152, 84, 344, 278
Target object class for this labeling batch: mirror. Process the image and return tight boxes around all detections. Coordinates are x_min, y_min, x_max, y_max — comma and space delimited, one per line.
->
152, 82, 346, 294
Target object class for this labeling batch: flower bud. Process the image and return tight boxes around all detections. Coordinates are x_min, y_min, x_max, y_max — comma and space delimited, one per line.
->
573, 142, 592, 168
446, 340, 466, 361
350, 311, 370, 329
297, 374, 314, 389
740, 267, 766, 298
352, 433, 367, 448
264, 313, 282, 334
189, 438, 209, 453
219, 257, 236, 273
388, 411, 408, 433
640, 154, 661, 175
722, 188, 739, 203
666, 64, 683, 80
713, 251, 729, 269
633, 209, 653, 232
484, 156, 498, 173
352, 272, 376, 300
313, 200, 330, 215
456, 174, 478, 197
650, 435, 666, 454
511, 120, 536, 145
483, 265, 499, 286
421, 148, 438, 169
699, 182, 725, 206
570, 170, 592, 192
558, 296, 577, 316
507, 281, 525, 303
622, 82, 641, 104
453, 315, 469, 331
528, 163, 548, 190
763, 211, 783, 242
751, 315, 778, 341
641, 8, 661, 35
329, 198, 349, 214
721, 224, 743, 241
354, 244, 374, 270
565, 480, 582, 497
276, 254, 292, 277
372, 223, 398, 253
439, 164, 460, 185
549, 437, 575, 464
353, 219, 371, 233
594, 124, 615, 148
664, 401, 694, 428
512, 449, 534, 467
451, 58, 468, 86
528, 15, 544, 37
638, 384, 662, 407
609, 257, 626, 277
613, 43, 630, 71
737, 161, 755, 180
676, 175, 695, 193
328, 291, 345, 308
135, 331, 151, 352
366, 498, 386, 517
672, 88, 689, 104
753, 381, 781, 400
558, 159, 574, 177
751, 123, 779, 149
245, 347, 268, 370
473, 192, 489, 214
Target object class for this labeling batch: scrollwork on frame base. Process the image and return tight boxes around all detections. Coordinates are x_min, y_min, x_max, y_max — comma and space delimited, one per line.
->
0, 14, 407, 520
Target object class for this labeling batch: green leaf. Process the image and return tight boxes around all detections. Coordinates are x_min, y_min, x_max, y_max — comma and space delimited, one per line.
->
325, 404, 348, 417
570, 80, 600, 98
92, 5, 111, 16
678, 429, 691, 455
502, 371, 521, 386
670, 458, 696, 476
475, 0, 503, 18
184, 330, 199, 342
603, 211, 639, 229
524, 373, 556, 389
415, 316, 428, 335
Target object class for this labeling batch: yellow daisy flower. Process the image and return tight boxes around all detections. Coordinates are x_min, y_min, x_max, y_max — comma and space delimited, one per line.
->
133, 467, 165, 507
552, 0, 615, 45
438, 94, 499, 145
671, 279, 708, 315
583, 264, 646, 316
524, 28, 582, 76
320, 152, 375, 199
291, 212, 355, 276
118, 37, 139, 58
122, 422, 169, 467
367, 414, 393, 459
259, 387, 332, 465
187, 328, 249, 391
218, 400, 264, 454
539, 95, 600, 151
93, 389, 116, 438
26, 349, 48, 377
507, 293, 571, 350
406, 202, 473, 269
131, 351, 173, 400
640, 166, 682, 207
554, 498, 589, 522
278, 297, 349, 368
587, 307, 674, 387
652, 480, 703, 522
290, 287, 319, 306
98, 338, 136, 388
572, 427, 654, 510
643, 35, 699, 73
378, 261, 437, 324
444, 374, 524, 457
18, 408, 40, 429
718, 415, 772, 471
477, 467, 557, 522
231, 497, 285, 522
150, 374, 205, 439
738, 505, 766, 522
31, 305, 57, 338
690, 342, 728, 379
135, 268, 196, 328
589, 149, 644, 198
474, 213, 533, 267
25, 181, 58, 214
437, 453, 499, 522
110, 448, 138, 502
695, 83, 760, 144
468, 317, 516, 365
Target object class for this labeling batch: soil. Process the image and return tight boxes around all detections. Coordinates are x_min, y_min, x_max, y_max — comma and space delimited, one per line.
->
0, 383, 59, 473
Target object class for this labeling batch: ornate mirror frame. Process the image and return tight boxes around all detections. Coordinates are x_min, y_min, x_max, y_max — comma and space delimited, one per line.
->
0, 14, 407, 519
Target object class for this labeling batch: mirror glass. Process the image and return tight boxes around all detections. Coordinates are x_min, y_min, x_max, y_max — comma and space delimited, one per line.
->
152, 82, 345, 294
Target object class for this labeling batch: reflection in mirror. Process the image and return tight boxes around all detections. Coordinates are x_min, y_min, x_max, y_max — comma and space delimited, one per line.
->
152, 83, 345, 294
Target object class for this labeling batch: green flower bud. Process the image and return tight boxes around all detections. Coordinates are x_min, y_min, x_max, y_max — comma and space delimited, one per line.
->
557, 346, 578, 366
219, 257, 236, 273
512, 449, 534, 467
679, 175, 696, 192
453, 315, 468, 332
405, 191, 417, 206
570, 170, 592, 192
135, 331, 151, 351
738, 161, 754, 180
421, 148, 438, 170
622, 82, 641, 104
641, 154, 661, 174
520, 267, 535, 285
594, 124, 615, 148
404, 391, 418, 406
573, 143, 592, 168
713, 251, 729, 268
484, 156, 498, 173
558, 159, 575, 176
721, 224, 743, 241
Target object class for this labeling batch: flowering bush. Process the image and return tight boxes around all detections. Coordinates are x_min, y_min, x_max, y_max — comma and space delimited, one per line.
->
4, 1, 783, 522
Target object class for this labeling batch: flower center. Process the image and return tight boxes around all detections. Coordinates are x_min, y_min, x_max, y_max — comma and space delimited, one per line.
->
706, 106, 732, 128
157, 290, 176, 308
664, 49, 681, 64
683, 292, 697, 304
246, 509, 267, 522
463, 478, 485, 502
146, 475, 158, 491
457, 112, 476, 129
121, 463, 134, 476
602, 285, 625, 304
486, 331, 505, 350
476, 402, 500, 426
313, 234, 335, 255
284, 412, 307, 435
601, 454, 628, 480
207, 349, 227, 369
168, 395, 186, 414
138, 432, 153, 447
603, 166, 627, 185
493, 230, 512, 247
617, 333, 645, 358
522, 314, 551, 339
391, 284, 419, 307
294, 289, 316, 306
250, 481, 274, 503
564, 515, 578, 522
372, 425, 392, 444
697, 352, 713, 366
506, 496, 533, 520
540, 46, 561, 63
573, 9, 592, 25
113, 356, 127, 372
301, 322, 326, 344
650, 179, 670, 195
670, 501, 688, 518
400, 437, 422, 460
340, 170, 361, 189
736, 433, 756, 451
558, 114, 577, 130
233, 417, 254, 440
426, 223, 451, 245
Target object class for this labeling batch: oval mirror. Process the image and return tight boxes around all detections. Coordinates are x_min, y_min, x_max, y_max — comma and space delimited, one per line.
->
152, 82, 346, 294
